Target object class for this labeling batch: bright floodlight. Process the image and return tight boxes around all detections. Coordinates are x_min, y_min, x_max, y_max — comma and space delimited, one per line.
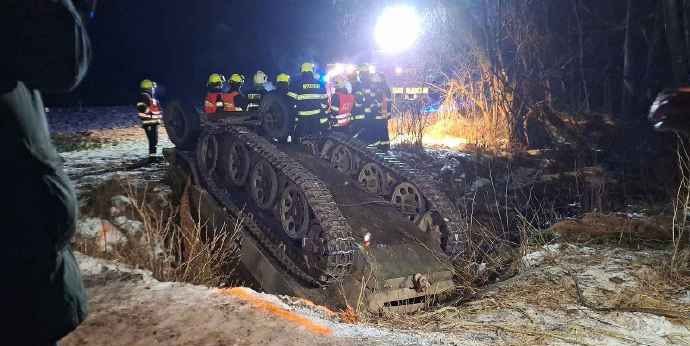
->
375, 5, 422, 54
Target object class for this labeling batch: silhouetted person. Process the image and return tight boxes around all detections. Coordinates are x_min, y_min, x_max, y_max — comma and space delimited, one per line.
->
0, 0, 90, 344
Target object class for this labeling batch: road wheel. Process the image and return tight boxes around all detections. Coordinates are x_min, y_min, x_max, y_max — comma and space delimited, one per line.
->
163, 100, 200, 150
279, 184, 311, 239
249, 160, 278, 210
390, 182, 427, 223
260, 92, 293, 142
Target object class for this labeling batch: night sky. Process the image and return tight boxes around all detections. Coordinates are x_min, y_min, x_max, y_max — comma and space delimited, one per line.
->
47, 0, 387, 106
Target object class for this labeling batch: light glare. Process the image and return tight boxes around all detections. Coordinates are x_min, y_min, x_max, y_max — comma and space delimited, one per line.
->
375, 5, 422, 54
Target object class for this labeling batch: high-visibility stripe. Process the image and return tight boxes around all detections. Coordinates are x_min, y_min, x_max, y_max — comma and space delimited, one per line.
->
334, 113, 351, 119
375, 114, 389, 120
353, 114, 365, 120
364, 108, 372, 113
300, 93, 328, 100
298, 109, 321, 116
405, 87, 429, 94
330, 106, 340, 112
319, 118, 329, 124
286, 92, 328, 101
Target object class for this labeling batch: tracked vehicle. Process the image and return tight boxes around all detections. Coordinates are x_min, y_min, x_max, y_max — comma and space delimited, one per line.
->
162, 92, 466, 312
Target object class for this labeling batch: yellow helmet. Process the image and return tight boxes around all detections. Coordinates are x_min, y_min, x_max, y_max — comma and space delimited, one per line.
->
140, 79, 154, 91
253, 70, 268, 85
207, 73, 224, 87
229, 73, 245, 85
276, 73, 290, 83
301, 62, 315, 73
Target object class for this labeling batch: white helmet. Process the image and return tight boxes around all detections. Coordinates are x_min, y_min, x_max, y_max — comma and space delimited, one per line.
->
253, 70, 268, 86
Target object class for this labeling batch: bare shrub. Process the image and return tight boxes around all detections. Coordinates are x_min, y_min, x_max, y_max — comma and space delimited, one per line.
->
671, 135, 690, 273
435, 57, 515, 151
388, 107, 433, 151
81, 179, 242, 287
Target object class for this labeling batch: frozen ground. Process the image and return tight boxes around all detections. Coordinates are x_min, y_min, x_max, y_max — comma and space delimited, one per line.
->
49, 107, 173, 195
54, 107, 690, 345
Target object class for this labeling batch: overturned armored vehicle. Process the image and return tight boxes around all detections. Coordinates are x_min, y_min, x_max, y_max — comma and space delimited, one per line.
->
162, 88, 467, 312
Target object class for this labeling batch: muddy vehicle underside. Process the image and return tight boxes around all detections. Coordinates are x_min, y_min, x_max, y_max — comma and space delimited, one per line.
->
162, 94, 467, 312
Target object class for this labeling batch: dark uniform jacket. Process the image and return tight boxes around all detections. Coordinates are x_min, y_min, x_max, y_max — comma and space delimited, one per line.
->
246, 86, 267, 111
0, 0, 90, 342
352, 79, 380, 120
287, 73, 328, 119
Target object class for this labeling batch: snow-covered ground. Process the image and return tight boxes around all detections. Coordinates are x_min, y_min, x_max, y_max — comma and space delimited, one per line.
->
50, 107, 173, 195
54, 107, 690, 346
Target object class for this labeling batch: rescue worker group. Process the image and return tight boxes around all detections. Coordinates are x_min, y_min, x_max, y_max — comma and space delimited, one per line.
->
136, 62, 392, 157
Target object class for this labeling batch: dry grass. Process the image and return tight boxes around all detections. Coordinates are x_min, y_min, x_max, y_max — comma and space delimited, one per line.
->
367, 243, 690, 345
79, 179, 241, 287
672, 135, 690, 273
433, 60, 514, 151
388, 109, 434, 150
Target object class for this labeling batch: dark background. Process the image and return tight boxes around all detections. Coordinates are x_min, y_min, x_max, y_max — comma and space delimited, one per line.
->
45, 0, 384, 106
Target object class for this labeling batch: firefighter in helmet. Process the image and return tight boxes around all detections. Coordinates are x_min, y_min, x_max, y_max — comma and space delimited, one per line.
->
276, 73, 290, 92
369, 71, 391, 148
286, 63, 329, 138
204, 73, 226, 114
136, 79, 163, 157
351, 63, 379, 142
225, 73, 248, 112
246, 70, 268, 111
329, 75, 355, 129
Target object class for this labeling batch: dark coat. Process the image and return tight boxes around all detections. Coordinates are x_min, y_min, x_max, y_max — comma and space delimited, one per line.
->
0, 0, 90, 342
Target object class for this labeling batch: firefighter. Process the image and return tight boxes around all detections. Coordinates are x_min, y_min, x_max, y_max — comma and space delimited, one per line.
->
203, 73, 226, 114
246, 70, 268, 111
225, 73, 248, 112
136, 79, 163, 157
369, 72, 391, 149
351, 64, 379, 142
276, 73, 291, 92
286, 63, 329, 138
329, 76, 355, 129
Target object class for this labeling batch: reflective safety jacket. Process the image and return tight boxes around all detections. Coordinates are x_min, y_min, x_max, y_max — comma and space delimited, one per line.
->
204, 91, 244, 113
286, 73, 328, 121
137, 91, 162, 125
246, 86, 267, 111
330, 90, 355, 127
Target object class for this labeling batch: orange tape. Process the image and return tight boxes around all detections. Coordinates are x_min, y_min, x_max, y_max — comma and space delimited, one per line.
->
218, 288, 333, 336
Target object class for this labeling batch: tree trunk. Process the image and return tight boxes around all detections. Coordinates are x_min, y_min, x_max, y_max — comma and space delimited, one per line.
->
571, 0, 591, 112
622, 0, 639, 117
642, 1, 664, 98
663, 0, 689, 85
684, 0, 690, 68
